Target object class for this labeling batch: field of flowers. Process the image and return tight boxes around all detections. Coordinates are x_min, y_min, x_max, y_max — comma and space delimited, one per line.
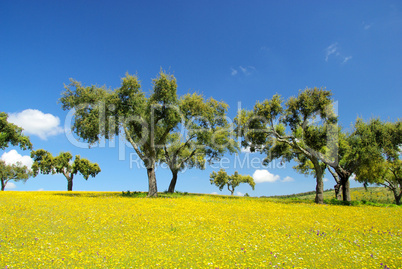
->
0, 192, 401, 268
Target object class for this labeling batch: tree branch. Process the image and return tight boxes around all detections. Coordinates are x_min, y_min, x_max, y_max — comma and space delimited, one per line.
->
123, 126, 145, 160
328, 166, 340, 184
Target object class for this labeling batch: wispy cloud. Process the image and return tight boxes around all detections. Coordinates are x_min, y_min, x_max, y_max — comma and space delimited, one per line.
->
282, 176, 294, 182
236, 191, 244, 196
343, 56, 352, 63
325, 43, 338, 62
325, 43, 352, 64
231, 66, 255, 76
8, 109, 63, 140
362, 21, 373, 30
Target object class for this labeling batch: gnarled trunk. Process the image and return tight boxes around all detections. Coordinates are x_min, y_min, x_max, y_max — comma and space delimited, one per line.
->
1, 179, 5, 191
167, 170, 178, 193
334, 183, 342, 200
227, 184, 235, 195
147, 165, 158, 197
341, 177, 351, 202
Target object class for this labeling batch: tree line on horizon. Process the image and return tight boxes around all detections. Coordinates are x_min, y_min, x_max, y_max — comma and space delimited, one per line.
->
0, 71, 401, 205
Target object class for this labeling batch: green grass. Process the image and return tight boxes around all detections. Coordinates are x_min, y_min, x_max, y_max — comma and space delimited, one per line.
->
264, 186, 398, 206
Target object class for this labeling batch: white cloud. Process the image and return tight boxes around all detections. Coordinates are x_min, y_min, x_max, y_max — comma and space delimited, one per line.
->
282, 176, 294, 182
5, 182, 17, 190
1, 150, 33, 168
37, 188, 45, 191
8, 109, 63, 140
323, 178, 329, 182
253, 169, 280, 183
231, 68, 238, 76
211, 192, 218, 195
236, 191, 244, 196
350, 174, 356, 181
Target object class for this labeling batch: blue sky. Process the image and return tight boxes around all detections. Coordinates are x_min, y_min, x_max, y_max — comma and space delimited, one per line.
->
1, 1, 401, 196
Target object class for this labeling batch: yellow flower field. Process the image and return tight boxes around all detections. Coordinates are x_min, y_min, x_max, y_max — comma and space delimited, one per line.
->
0, 192, 401, 268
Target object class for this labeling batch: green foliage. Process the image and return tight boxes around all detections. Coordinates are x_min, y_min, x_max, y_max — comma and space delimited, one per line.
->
210, 169, 255, 195
162, 93, 239, 192
60, 70, 240, 196
0, 112, 32, 150
0, 160, 32, 190
353, 118, 402, 204
31, 149, 101, 191
59, 71, 188, 197
237, 87, 337, 204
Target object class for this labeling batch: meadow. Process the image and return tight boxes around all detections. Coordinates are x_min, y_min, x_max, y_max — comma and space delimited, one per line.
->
0, 191, 401, 268
268, 187, 398, 206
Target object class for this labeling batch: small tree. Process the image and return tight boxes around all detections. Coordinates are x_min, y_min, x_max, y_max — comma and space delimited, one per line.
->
210, 169, 255, 195
31, 149, 101, 191
0, 160, 32, 191
0, 112, 32, 150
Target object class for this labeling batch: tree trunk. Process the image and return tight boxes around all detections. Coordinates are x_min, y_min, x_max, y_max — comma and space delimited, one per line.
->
228, 184, 234, 195
334, 183, 342, 200
67, 178, 73, 191
315, 177, 324, 204
393, 189, 401, 205
1, 179, 5, 191
328, 167, 342, 200
167, 170, 178, 193
312, 159, 324, 204
147, 166, 158, 197
341, 177, 351, 202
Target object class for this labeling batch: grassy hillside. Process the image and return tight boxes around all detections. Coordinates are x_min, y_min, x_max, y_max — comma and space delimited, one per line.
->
266, 186, 396, 205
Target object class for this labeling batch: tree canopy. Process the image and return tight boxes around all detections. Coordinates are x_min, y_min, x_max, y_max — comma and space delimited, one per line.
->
31, 149, 101, 191
353, 118, 402, 205
162, 93, 239, 193
237, 88, 338, 204
0, 112, 32, 151
60, 71, 238, 197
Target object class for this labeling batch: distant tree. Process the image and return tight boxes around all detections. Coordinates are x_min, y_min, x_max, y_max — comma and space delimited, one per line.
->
31, 149, 101, 191
0, 160, 32, 191
162, 93, 239, 193
210, 169, 255, 195
0, 112, 32, 150
237, 88, 337, 204
354, 118, 402, 205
